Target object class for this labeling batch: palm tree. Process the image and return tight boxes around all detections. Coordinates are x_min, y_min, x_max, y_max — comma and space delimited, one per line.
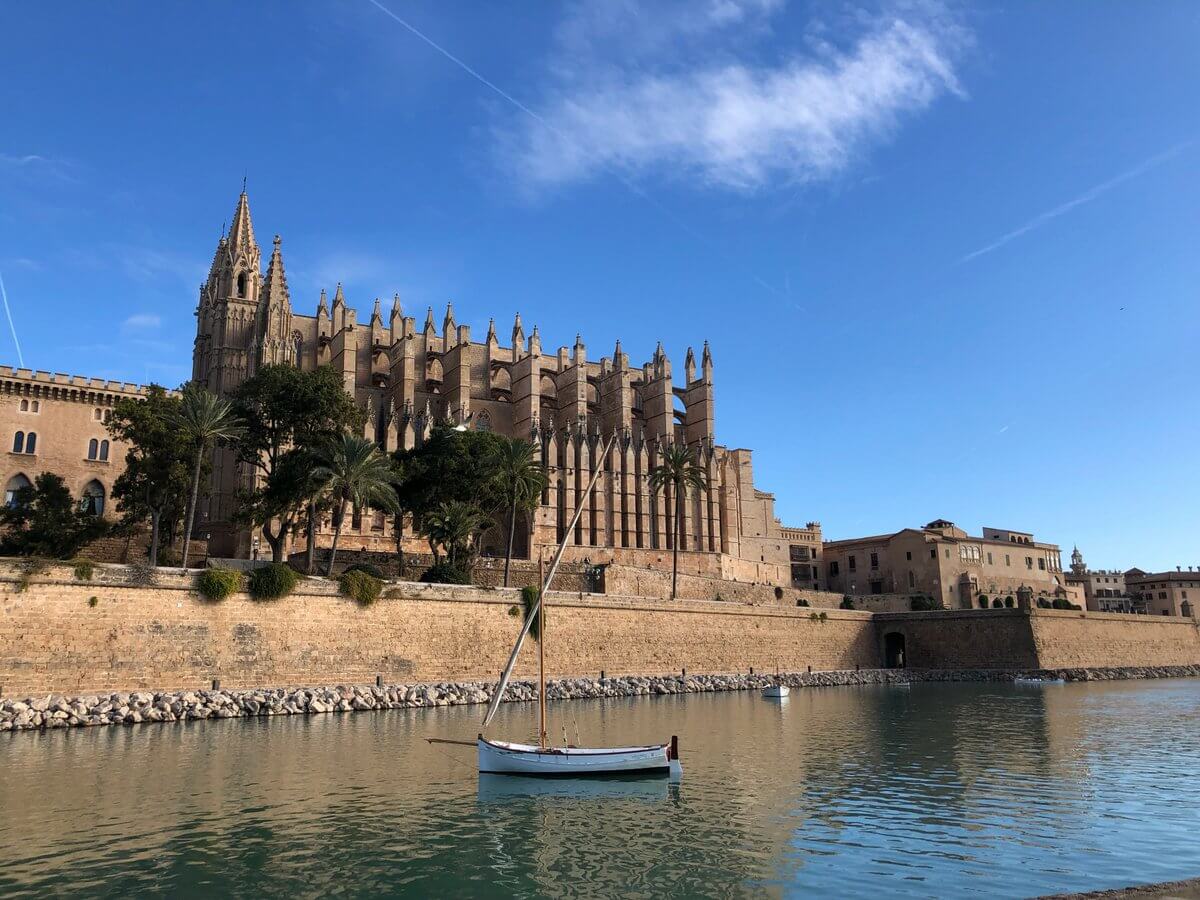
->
176, 383, 243, 568
492, 438, 548, 587
312, 434, 400, 576
647, 444, 708, 600
424, 500, 487, 569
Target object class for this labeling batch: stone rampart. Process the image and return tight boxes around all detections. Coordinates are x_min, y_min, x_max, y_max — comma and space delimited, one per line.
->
1, 562, 1197, 697
0, 561, 877, 695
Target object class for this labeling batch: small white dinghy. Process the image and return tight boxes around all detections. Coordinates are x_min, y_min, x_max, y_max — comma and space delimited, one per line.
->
478, 735, 678, 776
762, 684, 789, 699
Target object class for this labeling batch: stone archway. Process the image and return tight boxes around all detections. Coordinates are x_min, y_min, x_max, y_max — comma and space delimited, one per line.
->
884, 631, 906, 669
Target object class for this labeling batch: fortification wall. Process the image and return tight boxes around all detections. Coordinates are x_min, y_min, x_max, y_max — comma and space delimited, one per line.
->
1029, 609, 1200, 669
874, 609, 1042, 670
0, 562, 878, 695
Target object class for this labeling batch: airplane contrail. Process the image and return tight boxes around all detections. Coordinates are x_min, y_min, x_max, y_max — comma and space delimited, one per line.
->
0, 268, 25, 368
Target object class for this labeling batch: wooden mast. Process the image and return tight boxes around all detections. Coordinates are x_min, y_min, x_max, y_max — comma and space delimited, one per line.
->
538, 555, 546, 750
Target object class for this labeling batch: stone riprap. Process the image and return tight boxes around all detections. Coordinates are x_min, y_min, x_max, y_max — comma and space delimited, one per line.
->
3, 665, 1198, 733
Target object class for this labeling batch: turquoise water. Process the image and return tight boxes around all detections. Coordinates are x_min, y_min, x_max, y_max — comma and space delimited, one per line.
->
2, 679, 1199, 898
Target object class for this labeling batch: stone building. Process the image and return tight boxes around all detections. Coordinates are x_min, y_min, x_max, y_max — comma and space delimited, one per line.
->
0, 367, 141, 521
189, 189, 819, 580
1065, 547, 1141, 613
1124, 568, 1198, 617
822, 519, 1078, 609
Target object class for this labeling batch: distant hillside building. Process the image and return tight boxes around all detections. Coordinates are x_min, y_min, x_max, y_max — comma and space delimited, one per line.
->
1124, 568, 1197, 618
823, 519, 1077, 609
1065, 547, 1141, 613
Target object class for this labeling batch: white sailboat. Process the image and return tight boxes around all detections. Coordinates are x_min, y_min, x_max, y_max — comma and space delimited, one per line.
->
434, 433, 681, 778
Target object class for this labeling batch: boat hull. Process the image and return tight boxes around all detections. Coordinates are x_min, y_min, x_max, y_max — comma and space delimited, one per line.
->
762, 685, 789, 698
477, 737, 674, 776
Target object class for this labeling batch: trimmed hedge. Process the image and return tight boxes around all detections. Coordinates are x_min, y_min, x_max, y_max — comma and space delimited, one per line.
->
72, 559, 94, 582
419, 561, 472, 584
910, 594, 938, 612
248, 563, 299, 601
197, 567, 242, 601
340, 569, 383, 605
343, 562, 384, 580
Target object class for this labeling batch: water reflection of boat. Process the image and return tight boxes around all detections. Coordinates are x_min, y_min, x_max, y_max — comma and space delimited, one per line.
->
1014, 677, 1066, 685
478, 773, 676, 802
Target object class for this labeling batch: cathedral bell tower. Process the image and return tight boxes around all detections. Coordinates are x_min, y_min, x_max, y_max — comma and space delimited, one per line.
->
192, 188, 263, 393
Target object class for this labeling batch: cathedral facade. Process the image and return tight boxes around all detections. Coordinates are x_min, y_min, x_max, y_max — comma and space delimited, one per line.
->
191, 190, 822, 584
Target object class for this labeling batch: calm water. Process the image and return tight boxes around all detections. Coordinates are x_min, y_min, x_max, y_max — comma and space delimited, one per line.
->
2, 680, 1199, 898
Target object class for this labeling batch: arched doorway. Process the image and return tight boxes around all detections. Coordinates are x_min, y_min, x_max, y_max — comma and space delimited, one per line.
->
884, 632, 906, 669
4, 473, 31, 507
79, 480, 105, 516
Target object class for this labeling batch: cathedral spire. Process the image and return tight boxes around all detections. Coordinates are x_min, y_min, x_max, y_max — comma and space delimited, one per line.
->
685, 346, 696, 383
443, 302, 456, 333
261, 235, 290, 308
423, 306, 435, 334
486, 317, 497, 344
390, 292, 402, 322
512, 312, 525, 349
371, 297, 383, 326
227, 188, 257, 257
332, 282, 345, 309
701, 339, 713, 381
317, 288, 328, 317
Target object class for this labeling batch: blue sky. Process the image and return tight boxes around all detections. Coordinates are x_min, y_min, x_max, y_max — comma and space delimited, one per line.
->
1, 2, 1197, 570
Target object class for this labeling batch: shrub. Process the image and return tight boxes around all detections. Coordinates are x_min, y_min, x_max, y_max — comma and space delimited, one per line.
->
839, 596, 855, 610
87, 595, 98, 608
508, 604, 520, 617
819, 611, 828, 622
796, 598, 809, 608
340, 569, 383, 605
977, 594, 989, 609
419, 561, 472, 584
992, 598, 1003, 608
774, 586, 784, 600
248, 563, 299, 601
521, 585, 543, 640
1037, 598, 1051, 609
157, 546, 181, 567
910, 595, 938, 612
197, 567, 242, 601
72, 559, 95, 582
343, 562, 384, 580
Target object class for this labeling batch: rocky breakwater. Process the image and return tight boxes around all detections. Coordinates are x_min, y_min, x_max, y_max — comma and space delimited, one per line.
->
2, 665, 1197, 733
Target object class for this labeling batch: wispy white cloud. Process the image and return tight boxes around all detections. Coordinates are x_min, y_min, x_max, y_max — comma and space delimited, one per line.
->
121, 313, 162, 332
500, 1, 969, 191
0, 153, 78, 183
958, 142, 1194, 264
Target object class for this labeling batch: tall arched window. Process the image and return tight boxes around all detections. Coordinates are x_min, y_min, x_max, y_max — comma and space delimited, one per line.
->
475, 411, 492, 432
31, 400, 39, 413
80, 480, 105, 516
4, 473, 30, 507
12, 431, 24, 453
19, 399, 28, 412
99, 440, 110, 462
236, 271, 247, 297
24, 432, 36, 454
88, 438, 99, 460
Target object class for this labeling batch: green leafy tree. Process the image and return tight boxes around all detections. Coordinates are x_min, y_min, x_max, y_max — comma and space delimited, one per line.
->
492, 438, 547, 587
175, 383, 243, 568
108, 385, 192, 566
423, 500, 487, 570
0, 473, 109, 558
647, 444, 708, 600
231, 365, 362, 562
393, 425, 507, 546
312, 434, 400, 575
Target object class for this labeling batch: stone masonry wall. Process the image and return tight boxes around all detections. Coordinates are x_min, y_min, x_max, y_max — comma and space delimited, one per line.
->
1029, 609, 1200, 669
0, 562, 879, 695
874, 609, 1043, 670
